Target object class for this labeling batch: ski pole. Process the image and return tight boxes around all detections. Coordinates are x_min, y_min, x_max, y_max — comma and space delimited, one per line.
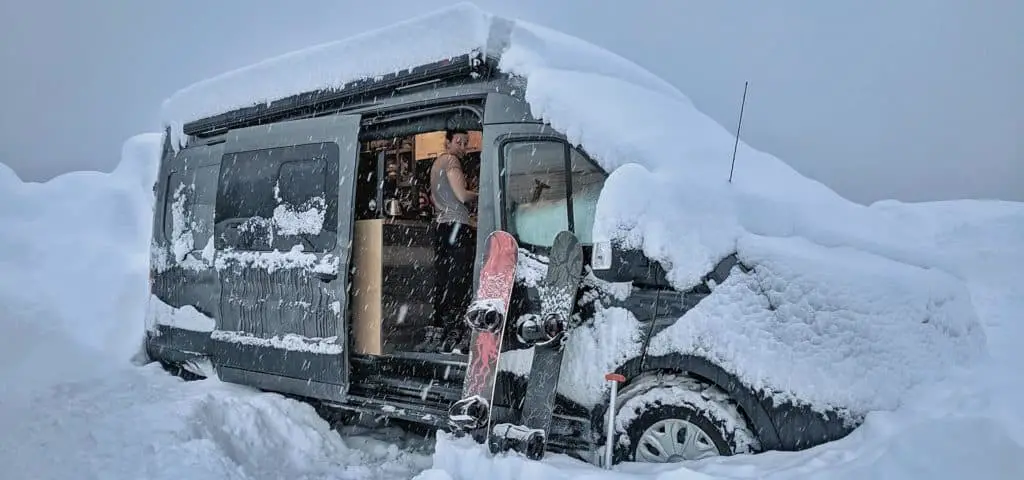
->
603, 372, 626, 469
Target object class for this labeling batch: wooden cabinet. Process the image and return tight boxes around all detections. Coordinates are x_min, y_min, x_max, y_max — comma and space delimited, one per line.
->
351, 219, 436, 355
414, 131, 482, 161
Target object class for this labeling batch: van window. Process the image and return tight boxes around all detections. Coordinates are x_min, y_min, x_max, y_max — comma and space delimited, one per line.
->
215, 143, 340, 253
501, 140, 606, 247
568, 148, 605, 244
163, 170, 191, 246
162, 165, 216, 257
190, 165, 218, 251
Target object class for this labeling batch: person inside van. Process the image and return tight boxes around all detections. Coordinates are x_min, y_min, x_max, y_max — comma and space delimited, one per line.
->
417, 129, 478, 353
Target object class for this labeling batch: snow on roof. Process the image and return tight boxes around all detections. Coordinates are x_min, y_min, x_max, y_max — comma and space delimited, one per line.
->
159, 2, 987, 414
160, 2, 684, 149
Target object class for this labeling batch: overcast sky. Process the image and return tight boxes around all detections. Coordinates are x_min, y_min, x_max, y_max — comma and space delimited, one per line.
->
0, 0, 1019, 204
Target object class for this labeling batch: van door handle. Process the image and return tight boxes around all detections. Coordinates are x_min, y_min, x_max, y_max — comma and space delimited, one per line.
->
313, 271, 338, 282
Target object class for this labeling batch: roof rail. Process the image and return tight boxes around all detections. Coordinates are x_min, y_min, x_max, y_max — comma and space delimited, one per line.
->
183, 50, 497, 137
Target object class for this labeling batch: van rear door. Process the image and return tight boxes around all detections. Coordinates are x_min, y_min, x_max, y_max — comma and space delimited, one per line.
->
211, 114, 360, 402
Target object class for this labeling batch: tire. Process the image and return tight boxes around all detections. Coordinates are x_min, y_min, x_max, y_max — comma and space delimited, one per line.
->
611, 375, 759, 465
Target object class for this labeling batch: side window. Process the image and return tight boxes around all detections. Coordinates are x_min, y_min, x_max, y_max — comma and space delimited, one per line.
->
215, 143, 340, 252
568, 148, 606, 244
501, 139, 607, 247
503, 140, 569, 247
190, 165, 219, 252
163, 170, 195, 261
162, 165, 219, 262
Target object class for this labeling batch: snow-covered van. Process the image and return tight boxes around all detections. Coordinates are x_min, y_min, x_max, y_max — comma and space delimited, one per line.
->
145, 3, 983, 467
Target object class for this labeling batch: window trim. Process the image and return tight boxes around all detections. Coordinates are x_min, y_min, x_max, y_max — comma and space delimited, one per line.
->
496, 135, 608, 247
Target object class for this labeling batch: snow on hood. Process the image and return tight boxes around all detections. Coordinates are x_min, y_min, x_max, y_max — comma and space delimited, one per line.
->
157, 2, 987, 413
0, 133, 162, 363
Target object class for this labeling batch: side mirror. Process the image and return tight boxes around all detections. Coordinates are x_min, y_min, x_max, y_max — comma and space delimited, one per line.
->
590, 239, 669, 286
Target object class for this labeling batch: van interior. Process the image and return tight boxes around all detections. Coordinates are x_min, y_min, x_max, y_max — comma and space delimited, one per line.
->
349, 127, 483, 357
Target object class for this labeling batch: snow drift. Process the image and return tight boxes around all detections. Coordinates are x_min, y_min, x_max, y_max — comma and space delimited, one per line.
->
0, 133, 162, 363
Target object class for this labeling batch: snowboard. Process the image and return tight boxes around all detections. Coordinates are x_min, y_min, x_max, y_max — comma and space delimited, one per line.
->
492, 230, 584, 460
448, 230, 519, 437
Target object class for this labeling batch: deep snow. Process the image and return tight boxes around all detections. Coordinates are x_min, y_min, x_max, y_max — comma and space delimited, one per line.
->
0, 2, 1022, 479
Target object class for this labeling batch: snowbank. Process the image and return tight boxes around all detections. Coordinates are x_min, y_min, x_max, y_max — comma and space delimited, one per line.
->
157, 2, 987, 415
425, 409, 1024, 480
0, 133, 162, 363
0, 358, 432, 480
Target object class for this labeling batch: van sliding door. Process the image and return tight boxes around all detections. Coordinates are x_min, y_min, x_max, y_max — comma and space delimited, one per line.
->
212, 114, 360, 401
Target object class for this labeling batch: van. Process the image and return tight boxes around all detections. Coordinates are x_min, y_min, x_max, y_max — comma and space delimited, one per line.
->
146, 22, 855, 467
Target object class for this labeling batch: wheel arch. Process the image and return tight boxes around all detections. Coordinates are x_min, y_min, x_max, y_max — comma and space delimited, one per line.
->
601, 352, 783, 452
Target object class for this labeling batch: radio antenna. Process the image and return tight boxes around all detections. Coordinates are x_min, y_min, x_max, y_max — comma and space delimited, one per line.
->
728, 81, 749, 183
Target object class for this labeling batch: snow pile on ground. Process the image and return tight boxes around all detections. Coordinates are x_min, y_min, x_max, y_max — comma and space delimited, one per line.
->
0, 133, 162, 363
0, 354, 431, 480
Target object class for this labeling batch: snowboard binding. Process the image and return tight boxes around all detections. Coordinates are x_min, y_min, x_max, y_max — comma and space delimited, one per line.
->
448, 395, 490, 432
464, 298, 506, 333
489, 423, 546, 460
517, 312, 567, 347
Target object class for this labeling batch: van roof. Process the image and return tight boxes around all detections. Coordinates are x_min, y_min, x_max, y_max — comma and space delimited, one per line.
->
159, 2, 681, 150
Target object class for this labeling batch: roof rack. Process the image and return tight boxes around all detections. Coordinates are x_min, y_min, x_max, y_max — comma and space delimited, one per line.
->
183, 50, 498, 138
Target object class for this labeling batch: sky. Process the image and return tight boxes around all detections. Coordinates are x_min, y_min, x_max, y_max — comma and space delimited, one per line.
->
0, 0, 1019, 205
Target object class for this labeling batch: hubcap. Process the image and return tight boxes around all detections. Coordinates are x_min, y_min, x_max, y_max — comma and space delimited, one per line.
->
636, 418, 719, 463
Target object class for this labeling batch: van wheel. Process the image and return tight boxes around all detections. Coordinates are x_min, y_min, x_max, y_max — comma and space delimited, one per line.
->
611, 376, 759, 464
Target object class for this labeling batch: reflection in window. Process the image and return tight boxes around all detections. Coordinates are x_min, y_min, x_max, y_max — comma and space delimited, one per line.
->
502, 140, 607, 247
503, 141, 569, 247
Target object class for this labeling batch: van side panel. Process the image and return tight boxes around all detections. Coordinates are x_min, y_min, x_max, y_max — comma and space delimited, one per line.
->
150, 142, 224, 324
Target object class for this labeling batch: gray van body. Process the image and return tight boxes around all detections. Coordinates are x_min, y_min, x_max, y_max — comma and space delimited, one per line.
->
145, 52, 854, 463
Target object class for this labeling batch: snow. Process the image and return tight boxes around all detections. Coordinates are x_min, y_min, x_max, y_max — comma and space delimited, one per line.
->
160, 2, 494, 150
211, 330, 344, 355
515, 248, 548, 288
0, 132, 161, 363
215, 246, 340, 274
146, 294, 217, 332
612, 377, 760, 453
272, 196, 327, 236
501, 306, 645, 407
272, 182, 328, 236
468, 298, 505, 313
1, 3, 1023, 479
647, 234, 984, 417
